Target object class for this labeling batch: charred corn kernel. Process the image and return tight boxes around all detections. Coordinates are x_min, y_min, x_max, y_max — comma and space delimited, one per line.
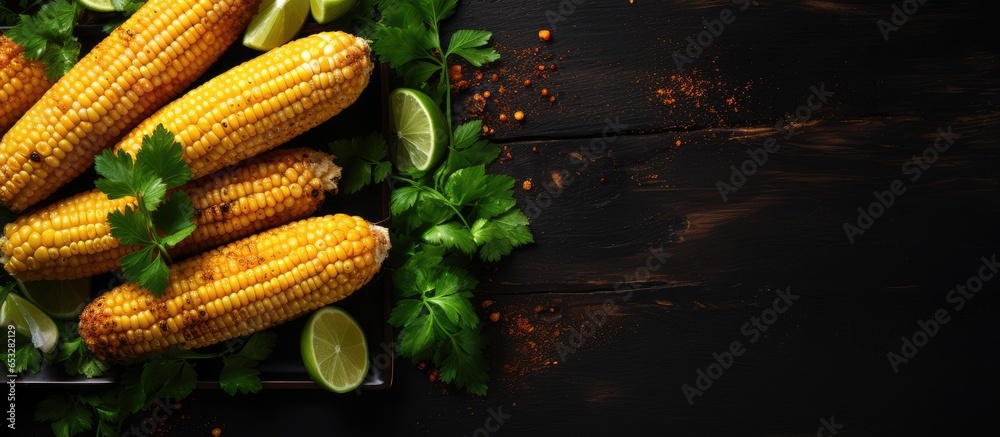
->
79, 214, 391, 361
0, 0, 261, 212
0, 148, 341, 281
114, 31, 372, 181
0, 36, 54, 134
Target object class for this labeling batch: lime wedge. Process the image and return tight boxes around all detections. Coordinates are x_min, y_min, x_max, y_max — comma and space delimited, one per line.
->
242, 0, 310, 51
389, 88, 447, 172
21, 278, 91, 320
301, 306, 369, 393
1, 293, 58, 354
310, 0, 357, 24
74, 0, 116, 12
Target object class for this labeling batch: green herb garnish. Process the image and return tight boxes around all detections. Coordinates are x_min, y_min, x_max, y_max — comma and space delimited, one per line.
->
93, 124, 196, 297
338, 0, 530, 396
4, 0, 82, 80
37, 331, 277, 437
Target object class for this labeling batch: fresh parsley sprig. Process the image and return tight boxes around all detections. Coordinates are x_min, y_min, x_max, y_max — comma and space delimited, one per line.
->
4, 0, 81, 80
370, 0, 500, 137
37, 331, 277, 437
94, 124, 196, 297
349, 0, 528, 396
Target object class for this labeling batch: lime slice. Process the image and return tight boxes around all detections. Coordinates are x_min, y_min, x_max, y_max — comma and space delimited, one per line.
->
301, 306, 369, 393
389, 88, 447, 172
21, 278, 91, 320
74, 0, 116, 12
242, 0, 310, 51
1, 293, 58, 354
310, 0, 357, 24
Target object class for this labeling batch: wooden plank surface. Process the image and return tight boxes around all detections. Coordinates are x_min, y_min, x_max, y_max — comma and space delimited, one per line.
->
16, 0, 1000, 435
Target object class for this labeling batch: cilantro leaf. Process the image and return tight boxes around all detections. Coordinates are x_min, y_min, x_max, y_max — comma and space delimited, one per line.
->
444, 165, 487, 205
475, 209, 534, 262
447, 30, 500, 66
94, 149, 137, 200
141, 359, 197, 401
220, 355, 263, 395
153, 191, 196, 246
96, 126, 196, 297
370, 25, 429, 69
423, 222, 477, 255
390, 186, 421, 215
36, 395, 95, 437
236, 331, 278, 361
396, 312, 436, 358
426, 289, 477, 330
55, 336, 110, 378
107, 207, 151, 246
136, 254, 170, 296
388, 298, 424, 327
13, 333, 43, 374
136, 124, 190, 189
5, 0, 82, 80
435, 327, 489, 396
329, 133, 390, 194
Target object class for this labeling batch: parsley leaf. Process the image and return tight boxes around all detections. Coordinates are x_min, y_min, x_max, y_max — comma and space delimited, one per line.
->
447, 30, 500, 66
110, 0, 146, 16
12, 333, 42, 374
136, 125, 190, 189
4, 0, 82, 80
219, 355, 263, 395
328, 133, 391, 194
236, 331, 278, 361
36, 395, 94, 437
55, 336, 110, 378
94, 125, 196, 297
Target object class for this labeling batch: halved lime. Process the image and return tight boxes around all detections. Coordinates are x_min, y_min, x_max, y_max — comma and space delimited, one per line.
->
74, 0, 116, 12
310, 0, 357, 24
242, 0, 311, 51
301, 306, 369, 393
1, 293, 58, 354
21, 278, 91, 320
389, 88, 448, 172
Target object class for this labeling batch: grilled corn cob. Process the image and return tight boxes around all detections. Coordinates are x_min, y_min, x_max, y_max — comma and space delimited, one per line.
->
114, 31, 373, 181
79, 214, 390, 361
0, 148, 342, 280
0, 0, 261, 212
0, 36, 53, 134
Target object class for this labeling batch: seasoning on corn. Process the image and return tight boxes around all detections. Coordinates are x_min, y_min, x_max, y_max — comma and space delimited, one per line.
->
79, 214, 391, 361
0, 36, 53, 134
0, 148, 342, 281
114, 31, 373, 182
0, 0, 262, 212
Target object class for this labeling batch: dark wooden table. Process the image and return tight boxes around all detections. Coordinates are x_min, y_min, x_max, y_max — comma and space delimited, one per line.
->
21, 0, 1000, 435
